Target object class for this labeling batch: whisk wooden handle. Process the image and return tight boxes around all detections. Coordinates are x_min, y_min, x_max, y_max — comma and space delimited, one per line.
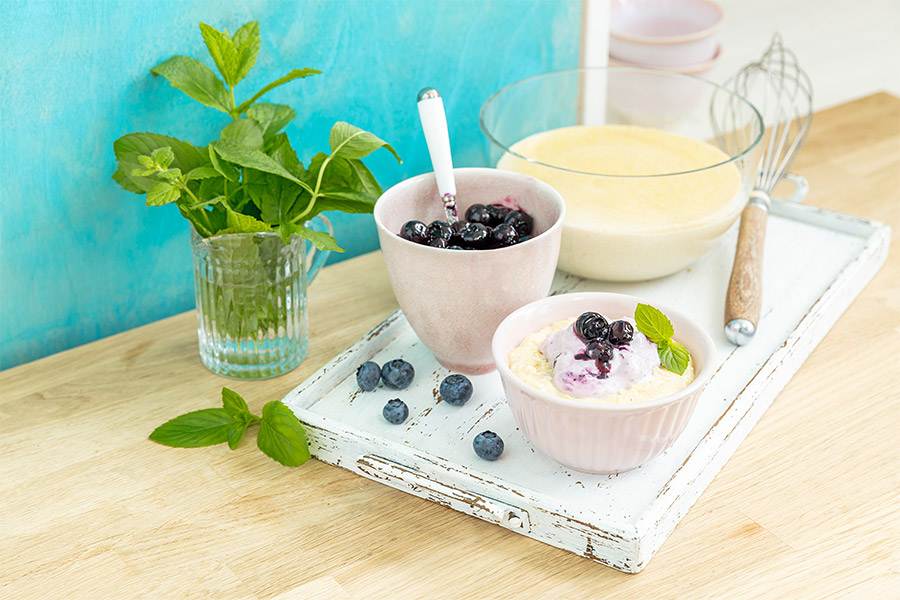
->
725, 201, 768, 345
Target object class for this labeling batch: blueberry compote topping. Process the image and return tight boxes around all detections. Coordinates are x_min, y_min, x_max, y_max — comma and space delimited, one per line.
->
398, 202, 534, 250
400, 220, 429, 244
573, 312, 609, 343
608, 320, 634, 346
572, 312, 632, 379
503, 210, 533, 237
426, 220, 453, 242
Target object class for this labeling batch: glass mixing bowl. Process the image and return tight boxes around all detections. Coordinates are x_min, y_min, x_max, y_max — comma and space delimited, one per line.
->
479, 66, 763, 281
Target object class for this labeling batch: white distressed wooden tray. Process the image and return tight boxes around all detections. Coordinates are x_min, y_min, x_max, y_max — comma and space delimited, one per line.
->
282, 199, 890, 573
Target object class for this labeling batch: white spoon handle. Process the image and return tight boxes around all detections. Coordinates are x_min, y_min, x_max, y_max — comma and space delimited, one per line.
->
417, 88, 457, 207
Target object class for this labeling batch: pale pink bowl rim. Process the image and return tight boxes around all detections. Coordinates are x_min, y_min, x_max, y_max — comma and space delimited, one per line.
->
609, 0, 724, 44
608, 44, 722, 73
492, 291, 717, 412
373, 167, 566, 254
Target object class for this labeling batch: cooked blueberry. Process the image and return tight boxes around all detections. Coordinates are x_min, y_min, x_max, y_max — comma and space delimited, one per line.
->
399, 220, 429, 244
356, 361, 381, 391
459, 222, 491, 249
485, 203, 511, 226
574, 312, 609, 342
439, 374, 473, 406
517, 235, 532, 243
490, 222, 519, 248
585, 340, 614, 363
595, 360, 611, 378
608, 320, 635, 346
427, 237, 449, 248
473, 430, 504, 461
426, 220, 453, 242
503, 210, 533, 236
448, 245, 464, 250
382, 399, 409, 424
465, 203, 491, 225
381, 359, 415, 389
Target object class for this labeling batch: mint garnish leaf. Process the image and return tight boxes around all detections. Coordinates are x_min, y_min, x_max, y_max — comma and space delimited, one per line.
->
657, 339, 691, 376
257, 401, 311, 467
634, 303, 691, 375
634, 303, 675, 343
149, 408, 234, 447
149, 390, 308, 466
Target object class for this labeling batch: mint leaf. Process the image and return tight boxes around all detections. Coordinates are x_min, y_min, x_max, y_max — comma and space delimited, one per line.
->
258, 175, 303, 225
149, 408, 234, 447
268, 134, 304, 178
227, 420, 250, 450
208, 144, 240, 181
234, 68, 322, 115
247, 103, 296, 141
221, 205, 271, 234
146, 182, 181, 206
657, 339, 691, 376
113, 132, 207, 193
151, 56, 233, 114
230, 21, 260, 85
346, 158, 383, 197
329, 122, 402, 162
211, 140, 310, 190
199, 22, 240, 86
256, 401, 311, 467
221, 119, 264, 150
185, 166, 221, 181
151, 146, 174, 169
277, 222, 343, 251
634, 303, 675, 343
221, 387, 251, 418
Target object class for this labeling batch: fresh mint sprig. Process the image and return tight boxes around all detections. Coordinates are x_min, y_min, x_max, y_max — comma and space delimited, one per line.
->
634, 303, 692, 376
149, 388, 310, 467
112, 20, 402, 251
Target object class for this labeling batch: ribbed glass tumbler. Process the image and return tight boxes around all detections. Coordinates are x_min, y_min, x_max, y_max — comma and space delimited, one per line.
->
190, 216, 331, 380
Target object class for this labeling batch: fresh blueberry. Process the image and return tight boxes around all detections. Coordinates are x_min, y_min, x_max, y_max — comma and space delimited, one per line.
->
485, 203, 511, 226
574, 312, 609, 343
465, 203, 491, 225
356, 361, 381, 391
426, 220, 453, 242
489, 222, 519, 248
439, 374, 473, 406
458, 222, 491, 249
608, 320, 635, 346
381, 359, 415, 389
399, 220, 429, 244
382, 399, 409, 424
473, 431, 504, 461
585, 340, 614, 363
427, 237, 449, 248
503, 210, 533, 236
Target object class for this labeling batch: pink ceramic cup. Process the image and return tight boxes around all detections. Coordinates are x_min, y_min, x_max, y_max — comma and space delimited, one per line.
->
492, 292, 717, 473
374, 168, 565, 374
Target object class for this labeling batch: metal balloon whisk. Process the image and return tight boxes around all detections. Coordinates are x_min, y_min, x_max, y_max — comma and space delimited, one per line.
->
712, 33, 814, 345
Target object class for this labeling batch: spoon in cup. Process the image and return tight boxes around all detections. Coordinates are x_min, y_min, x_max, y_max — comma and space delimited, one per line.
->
417, 87, 459, 224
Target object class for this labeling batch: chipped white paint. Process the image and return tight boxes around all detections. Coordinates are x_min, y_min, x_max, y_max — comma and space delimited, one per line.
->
283, 200, 890, 573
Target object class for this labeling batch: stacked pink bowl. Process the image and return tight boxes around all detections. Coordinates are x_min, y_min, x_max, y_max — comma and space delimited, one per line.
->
609, 0, 722, 78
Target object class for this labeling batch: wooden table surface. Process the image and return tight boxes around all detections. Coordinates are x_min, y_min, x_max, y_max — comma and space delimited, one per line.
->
3, 94, 898, 600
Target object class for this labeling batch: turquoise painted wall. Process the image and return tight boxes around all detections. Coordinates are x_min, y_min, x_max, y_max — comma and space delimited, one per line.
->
0, 0, 581, 369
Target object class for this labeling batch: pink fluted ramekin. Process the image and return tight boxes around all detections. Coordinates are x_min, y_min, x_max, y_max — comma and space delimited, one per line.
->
492, 292, 717, 474
375, 168, 565, 374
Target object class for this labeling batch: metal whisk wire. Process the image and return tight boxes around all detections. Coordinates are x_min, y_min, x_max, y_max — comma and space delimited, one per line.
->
723, 33, 814, 199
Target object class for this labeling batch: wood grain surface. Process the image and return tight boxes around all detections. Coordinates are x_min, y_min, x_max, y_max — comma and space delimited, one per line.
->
725, 202, 768, 331
2, 94, 899, 600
